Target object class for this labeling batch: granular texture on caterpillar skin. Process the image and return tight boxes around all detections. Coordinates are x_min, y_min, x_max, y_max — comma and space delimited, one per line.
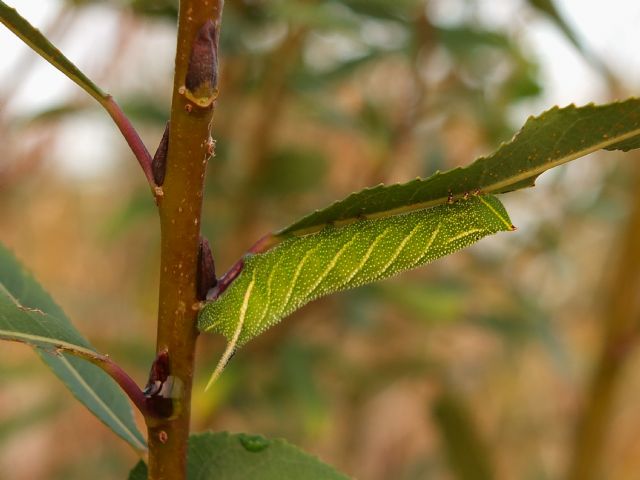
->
199, 194, 513, 346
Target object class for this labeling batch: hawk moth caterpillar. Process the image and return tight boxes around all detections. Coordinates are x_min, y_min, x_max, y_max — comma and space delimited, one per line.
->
199, 194, 514, 388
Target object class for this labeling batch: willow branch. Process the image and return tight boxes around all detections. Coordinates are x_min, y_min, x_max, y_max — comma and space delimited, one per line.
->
146, 1, 225, 479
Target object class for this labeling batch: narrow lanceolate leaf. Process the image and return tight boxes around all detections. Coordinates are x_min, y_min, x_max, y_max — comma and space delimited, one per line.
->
280, 99, 640, 236
0, 1, 106, 102
199, 195, 513, 351
129, 431, 350, 480
0, 243, 146, 452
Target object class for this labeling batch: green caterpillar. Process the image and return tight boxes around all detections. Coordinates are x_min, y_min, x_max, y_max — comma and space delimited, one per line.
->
199, 194, 513, 387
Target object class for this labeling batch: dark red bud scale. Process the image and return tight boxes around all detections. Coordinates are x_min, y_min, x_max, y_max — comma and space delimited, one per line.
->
144, 349, 170, 398
197, 236, 217, 300
152, 122, 170, 186
144, 349, 180, 419
184, 19, 219, 108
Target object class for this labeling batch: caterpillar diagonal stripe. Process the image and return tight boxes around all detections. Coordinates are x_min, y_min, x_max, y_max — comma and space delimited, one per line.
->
199, 194, 514, 388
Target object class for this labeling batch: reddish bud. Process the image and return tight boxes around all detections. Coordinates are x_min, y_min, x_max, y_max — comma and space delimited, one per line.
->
184, 20, 218, 107
144, 349, 170, 397
152, 122, 169, 186
144, 349, 178, 418
197, 236, 217, 300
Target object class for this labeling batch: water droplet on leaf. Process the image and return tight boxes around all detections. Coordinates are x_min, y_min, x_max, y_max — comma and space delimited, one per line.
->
238, 434, 270, 452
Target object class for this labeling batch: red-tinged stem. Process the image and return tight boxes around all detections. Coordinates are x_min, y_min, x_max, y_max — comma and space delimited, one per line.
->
207, 234, 277, 300
96, 354, 150, 419
0, 3, 157, 195
248, 233, 279, 254
102, 95, 159, 196
1, 335, 149, 419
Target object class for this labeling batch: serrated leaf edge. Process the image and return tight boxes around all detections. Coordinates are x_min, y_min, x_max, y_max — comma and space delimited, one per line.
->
280, 99, 640, 236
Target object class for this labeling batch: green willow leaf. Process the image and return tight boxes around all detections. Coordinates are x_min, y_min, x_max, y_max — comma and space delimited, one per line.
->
199, 195, 513, 386
0, 1, 106, 102
129, 431, 349, 480
280, 99, 640, 236
0, 243, 146, 452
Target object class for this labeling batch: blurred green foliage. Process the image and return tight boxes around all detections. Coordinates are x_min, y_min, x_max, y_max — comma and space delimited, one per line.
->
1, 0, 636, 479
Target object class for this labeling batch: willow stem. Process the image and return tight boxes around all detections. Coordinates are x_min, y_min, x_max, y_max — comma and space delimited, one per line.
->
145, 1, 224, 479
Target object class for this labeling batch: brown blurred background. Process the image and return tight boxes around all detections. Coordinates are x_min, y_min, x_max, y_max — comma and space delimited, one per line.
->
1, 1, 640, 479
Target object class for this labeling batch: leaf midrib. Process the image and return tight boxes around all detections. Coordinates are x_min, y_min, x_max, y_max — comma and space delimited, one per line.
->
0, 329, 100, 357
0, 281, 93, 353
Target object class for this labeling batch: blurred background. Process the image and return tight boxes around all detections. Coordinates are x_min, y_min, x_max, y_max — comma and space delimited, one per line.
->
1, 0, 640, 479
